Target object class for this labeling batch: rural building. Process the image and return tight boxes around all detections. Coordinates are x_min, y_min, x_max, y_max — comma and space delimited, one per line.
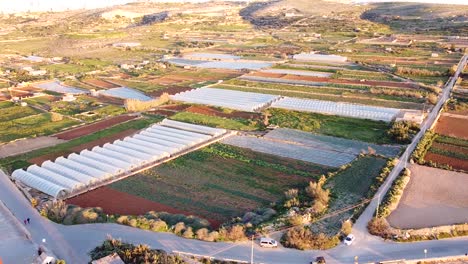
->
62, 94, 76, 102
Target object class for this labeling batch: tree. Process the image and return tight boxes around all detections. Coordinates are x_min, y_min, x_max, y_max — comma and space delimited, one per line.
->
306, 176, 330, 214
50, 112, 63, 122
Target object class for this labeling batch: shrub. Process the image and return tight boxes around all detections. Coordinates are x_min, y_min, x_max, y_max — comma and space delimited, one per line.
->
341, 220, 352, 236
282, 227, 339, 250
50, 112, 63, 122
387, 121, 419, 144
378, 168, 411, 218
427, 93, 438, 105
125, 93, 170, 112
218, 225, 247, 242
288, 215, 305, 226
183, 227, 194, 238
173, 222, 186, 235
412, 130, 437, 163
150, 219, 168, 232
367, 217, 391, 238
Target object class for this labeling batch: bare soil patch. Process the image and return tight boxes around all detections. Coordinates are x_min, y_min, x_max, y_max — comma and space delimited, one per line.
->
66, 186, 222, 228
55, 115, 137, 140
435, 115, 468, 140
159, 104, 190, 112
28, 151, 72, 166
387, 164, 468, 229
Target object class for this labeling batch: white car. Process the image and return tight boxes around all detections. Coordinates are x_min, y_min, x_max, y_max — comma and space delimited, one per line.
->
259, 237, 278, 248
344, 234, 355, 245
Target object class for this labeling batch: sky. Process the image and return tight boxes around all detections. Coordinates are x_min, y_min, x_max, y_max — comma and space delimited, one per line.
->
0, 0, 466, 13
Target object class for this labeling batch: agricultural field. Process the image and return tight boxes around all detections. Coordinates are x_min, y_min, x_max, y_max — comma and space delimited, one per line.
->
310, 156, 388, 235
434, 113, 468, 140
223, 129, 400, 167
69, 144, 332, 226
0, 102, 80, 143
169, 112, 263, 131
0, 116, 162, 172
218, 79, 427, 110
387, 164, 468, 229
268, 108, 395, 144
423, 134, 468, 172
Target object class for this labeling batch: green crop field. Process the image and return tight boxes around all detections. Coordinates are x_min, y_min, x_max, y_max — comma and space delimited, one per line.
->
269, 108, 394, 144
0, 105, 39, 122
0, 113, 79, 143
110, 144, 333, 224
310, 156, 388, 235
170, 112, 263, 131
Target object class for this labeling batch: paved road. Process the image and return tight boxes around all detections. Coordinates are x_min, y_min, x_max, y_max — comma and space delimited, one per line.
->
0, 55, 466, 263
0, 170, 81, 263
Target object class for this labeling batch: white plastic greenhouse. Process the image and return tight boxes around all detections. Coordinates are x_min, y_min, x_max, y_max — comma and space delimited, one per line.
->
271, 97, 400, 122
11, 119, 228, 198
170, 87, 281, 112
12, 170, 68, 198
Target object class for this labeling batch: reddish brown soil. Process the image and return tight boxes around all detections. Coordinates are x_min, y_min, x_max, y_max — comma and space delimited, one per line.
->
434, 115, 468, 140
147, 86, 193, 97
159, 104, 190, 111
66, 186, 221, 228
186, 105, 262, 120
55, 115, 137, 140
96, 95, 125, 105
69, 129, 138, 152
28, 151, 72, 165
424, 152, 468, 171
84, 79, 119, 89
431, 142, 468, 155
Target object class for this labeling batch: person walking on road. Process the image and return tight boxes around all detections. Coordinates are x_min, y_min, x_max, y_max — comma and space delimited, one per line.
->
24, 219, 27, 225
27, 218, 30, 224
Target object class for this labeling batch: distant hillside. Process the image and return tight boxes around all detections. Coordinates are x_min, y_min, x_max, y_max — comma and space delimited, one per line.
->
362, 2, 468, 34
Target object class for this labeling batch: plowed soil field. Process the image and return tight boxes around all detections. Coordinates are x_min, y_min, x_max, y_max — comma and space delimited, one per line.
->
387, 164, 468, 229
66, 186, 222, 228
434, 115, 468, 140
55, 115, 137, 140
424, 152, 468, 171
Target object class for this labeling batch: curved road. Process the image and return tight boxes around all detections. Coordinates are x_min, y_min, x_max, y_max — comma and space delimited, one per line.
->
0, 55, 466, 264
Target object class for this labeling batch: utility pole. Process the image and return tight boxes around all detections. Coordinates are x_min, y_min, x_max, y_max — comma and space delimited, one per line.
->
376, 193, 380, 217
250, 235, 254, 264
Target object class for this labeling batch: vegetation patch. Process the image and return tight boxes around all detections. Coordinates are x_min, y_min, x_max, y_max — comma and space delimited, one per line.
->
170, 111, 264, 131
269, 108, 393, 144
109, 144, 330, 224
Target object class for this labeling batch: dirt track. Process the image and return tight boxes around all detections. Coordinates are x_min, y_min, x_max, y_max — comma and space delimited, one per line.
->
387, 164, 468, 229
0, 136, 66, 159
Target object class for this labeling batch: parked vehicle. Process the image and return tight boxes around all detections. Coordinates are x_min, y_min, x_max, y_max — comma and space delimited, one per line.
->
344, 234, 355, 245
311, 256, 326, 264
259, 237, 278, 248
